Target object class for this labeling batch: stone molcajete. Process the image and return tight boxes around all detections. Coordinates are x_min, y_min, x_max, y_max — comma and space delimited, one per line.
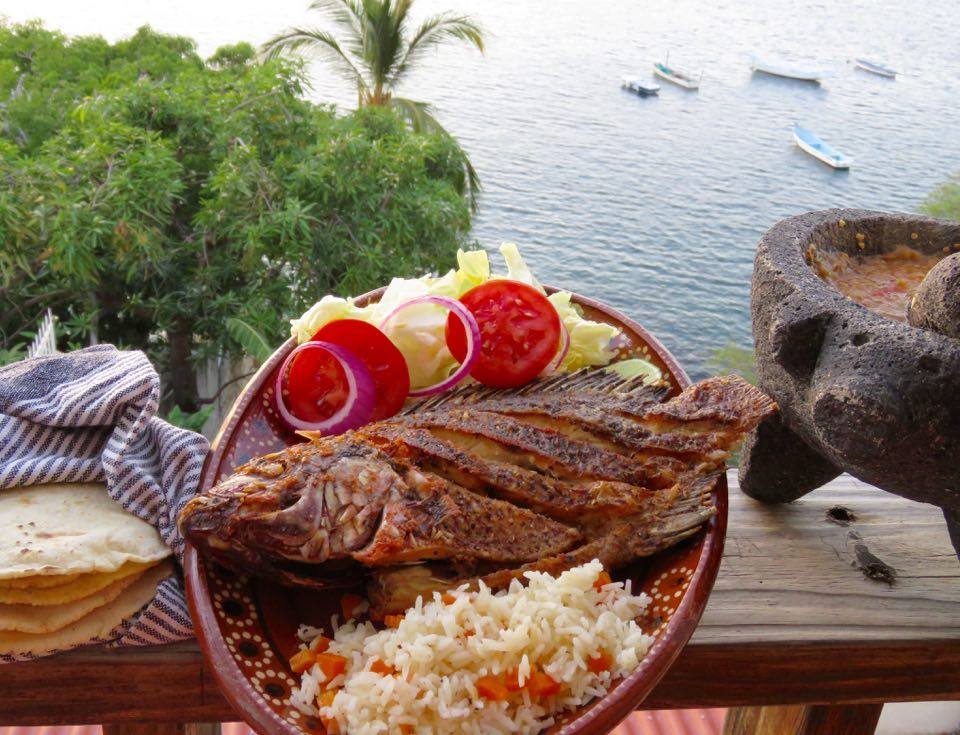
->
739, 209, 960, 555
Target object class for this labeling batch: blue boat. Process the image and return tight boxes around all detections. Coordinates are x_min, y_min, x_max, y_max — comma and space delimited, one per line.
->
792, 125, 852, 169
855, 58, 897, 78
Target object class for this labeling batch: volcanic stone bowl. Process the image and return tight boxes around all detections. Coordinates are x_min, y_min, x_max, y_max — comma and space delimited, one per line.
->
738, 209, 960, 553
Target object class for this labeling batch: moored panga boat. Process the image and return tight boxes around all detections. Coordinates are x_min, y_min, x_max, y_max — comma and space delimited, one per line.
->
621, 74, 661, 96
793, 124, 852, 169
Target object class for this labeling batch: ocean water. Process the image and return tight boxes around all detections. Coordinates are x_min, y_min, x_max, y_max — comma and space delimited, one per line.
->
9, 0, 960, 377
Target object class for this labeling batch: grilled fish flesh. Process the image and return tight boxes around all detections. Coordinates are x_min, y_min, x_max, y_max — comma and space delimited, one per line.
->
180, 370, 776, 614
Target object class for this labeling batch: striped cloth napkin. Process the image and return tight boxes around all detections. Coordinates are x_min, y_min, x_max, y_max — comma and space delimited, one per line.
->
0, 345, 210, 659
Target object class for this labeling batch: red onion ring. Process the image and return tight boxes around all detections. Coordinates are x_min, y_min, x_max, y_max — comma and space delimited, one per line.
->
379, 295, 481, 397
274, 341, 376, 434
539, 322, 571, 376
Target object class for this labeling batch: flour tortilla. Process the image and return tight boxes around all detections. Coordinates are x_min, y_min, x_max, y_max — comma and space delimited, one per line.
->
0, 563, 148, 633
0, 561, 154, 606
0, 483, 171, 580
0, 561, 173, 656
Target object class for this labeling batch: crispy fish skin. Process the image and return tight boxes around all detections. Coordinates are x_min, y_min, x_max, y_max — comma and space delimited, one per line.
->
393, 409, 662, 485
181, 439, 581, 574
360, 424, 659, 521
353, 468, 581, 566
178, 370, 776, 613
366, 471, 719, 615
179, 439, 405, 583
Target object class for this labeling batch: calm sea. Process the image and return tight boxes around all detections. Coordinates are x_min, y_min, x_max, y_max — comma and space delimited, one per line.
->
10, 0, 960, 377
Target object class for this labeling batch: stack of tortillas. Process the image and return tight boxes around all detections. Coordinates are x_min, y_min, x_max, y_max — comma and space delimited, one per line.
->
0, 483, 173, 656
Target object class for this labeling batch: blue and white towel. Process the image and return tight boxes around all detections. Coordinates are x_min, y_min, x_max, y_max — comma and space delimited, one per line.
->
0, 345, 210, 660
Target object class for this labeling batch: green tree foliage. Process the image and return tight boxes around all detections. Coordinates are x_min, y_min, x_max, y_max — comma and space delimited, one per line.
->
920, 174, 960, 222
264, 0, 484, 208
706, 342, 757, 385
0, 22, 473, 409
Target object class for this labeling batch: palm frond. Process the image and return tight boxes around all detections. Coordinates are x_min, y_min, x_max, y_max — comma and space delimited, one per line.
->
390, 97, 481, 211
307, 0, 365, 58
226, 317, 274, 363
261, 27, 368, 90
354, 0, 408, 93
391, 12, 484, 86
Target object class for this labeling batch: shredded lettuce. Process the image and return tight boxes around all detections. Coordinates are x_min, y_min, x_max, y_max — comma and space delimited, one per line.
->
290, 244, 624, 390
499, 242, 542, 290
546, 291, 620, 371
605, 357, 662, 383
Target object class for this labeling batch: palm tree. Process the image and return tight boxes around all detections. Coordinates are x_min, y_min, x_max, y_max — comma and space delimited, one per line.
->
263, 0, 484, 209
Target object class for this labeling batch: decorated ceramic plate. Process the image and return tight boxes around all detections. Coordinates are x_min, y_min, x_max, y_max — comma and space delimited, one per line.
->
183, 288, 727, 735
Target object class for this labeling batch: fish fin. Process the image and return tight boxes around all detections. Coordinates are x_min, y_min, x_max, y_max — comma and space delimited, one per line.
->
473, 472, 718, 592
403, 367, 671, 414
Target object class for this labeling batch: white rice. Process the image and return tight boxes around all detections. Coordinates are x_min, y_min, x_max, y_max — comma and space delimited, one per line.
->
289, 560, 654, 735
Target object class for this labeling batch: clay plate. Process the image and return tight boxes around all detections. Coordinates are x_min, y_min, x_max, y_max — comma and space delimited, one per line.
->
184, 288, 727, 735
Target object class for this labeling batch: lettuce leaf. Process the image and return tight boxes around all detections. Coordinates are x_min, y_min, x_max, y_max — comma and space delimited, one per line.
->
547, 291, 620, 371
605, 357, 662, 383
290, 244, 623, 389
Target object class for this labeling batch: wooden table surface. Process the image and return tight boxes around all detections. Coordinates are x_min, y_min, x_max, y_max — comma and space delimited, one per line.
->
3, 471, 959, 729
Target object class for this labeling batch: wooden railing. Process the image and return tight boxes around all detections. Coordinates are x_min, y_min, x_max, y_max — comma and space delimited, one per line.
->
2, 472, 958, 735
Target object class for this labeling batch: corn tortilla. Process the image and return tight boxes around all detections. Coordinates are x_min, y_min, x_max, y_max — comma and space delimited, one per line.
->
0, 563, 147, 633
0, 573, 82, 590
0, 561, 173, 656
0, 560, 154, 606
0, 483, 170, 580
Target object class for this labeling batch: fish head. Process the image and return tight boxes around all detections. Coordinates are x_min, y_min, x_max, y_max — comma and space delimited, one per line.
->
178, 438, 405, 581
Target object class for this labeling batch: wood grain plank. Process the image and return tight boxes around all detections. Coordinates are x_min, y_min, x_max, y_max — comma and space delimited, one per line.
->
1, 472, 958, 725
694, 472, 960, 645
722, 704, 883, 735
642, 640, 960, 709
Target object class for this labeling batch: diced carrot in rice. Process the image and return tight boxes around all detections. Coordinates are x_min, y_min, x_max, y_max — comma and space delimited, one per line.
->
504, 668, 525, 691
593, 570, 612, 591
316, 690, 340, 733
476, 675, 509, 701
289, 649, 316, 674
528, 669, 561, 698
316, 653, 348, 682
288, 561, 654, 734
587, 651, 613, 673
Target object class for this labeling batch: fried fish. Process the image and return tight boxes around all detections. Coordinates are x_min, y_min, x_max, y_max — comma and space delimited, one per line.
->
179, 370, 776, 615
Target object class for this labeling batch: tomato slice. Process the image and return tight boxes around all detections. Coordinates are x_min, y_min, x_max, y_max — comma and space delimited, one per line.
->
311, 319, 410, 421
282, 346, 351, 423
445, 280, 562, 388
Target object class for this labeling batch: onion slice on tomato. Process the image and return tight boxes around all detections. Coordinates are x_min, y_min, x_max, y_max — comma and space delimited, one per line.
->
539, 322, 570, 376
275, 341, 376, 434
379, 295, 481, 397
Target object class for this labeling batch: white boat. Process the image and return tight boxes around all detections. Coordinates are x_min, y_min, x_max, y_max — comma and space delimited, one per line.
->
621, 74, 660, 96
854, 58, 897, 78
751, 54, 825, 82
793, 125, 852, 169
652, 53, 701, 90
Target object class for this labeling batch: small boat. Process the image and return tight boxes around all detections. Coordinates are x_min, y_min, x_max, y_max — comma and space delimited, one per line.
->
750, 54, 824, 82
621, 74, 660, 96
793, 124, 852, 169
854, 58, 897, 78
652, 54, 701, 90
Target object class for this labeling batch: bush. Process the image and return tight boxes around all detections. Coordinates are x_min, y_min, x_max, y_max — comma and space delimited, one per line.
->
921, 174, 960, 222
0, 22, 473, 409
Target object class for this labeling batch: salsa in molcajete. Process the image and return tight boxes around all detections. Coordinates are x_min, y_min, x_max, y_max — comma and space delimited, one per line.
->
809, 244, 950, 322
